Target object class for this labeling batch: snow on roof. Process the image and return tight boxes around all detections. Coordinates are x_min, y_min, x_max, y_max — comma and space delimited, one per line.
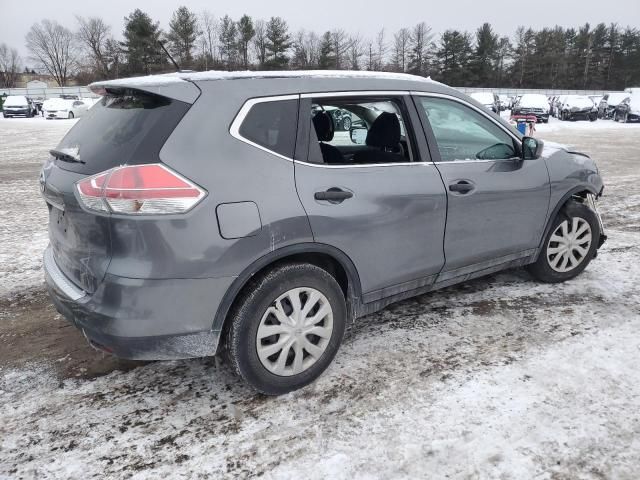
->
91, 70, 442, 90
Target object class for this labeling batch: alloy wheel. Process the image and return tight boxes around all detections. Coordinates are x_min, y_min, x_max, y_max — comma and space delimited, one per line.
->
546, 217, 592, 273
256, 287, 333, 376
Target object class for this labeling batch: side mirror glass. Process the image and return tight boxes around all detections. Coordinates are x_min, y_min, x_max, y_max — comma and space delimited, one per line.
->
522, 136, 544, 160
350, 126, 367, 145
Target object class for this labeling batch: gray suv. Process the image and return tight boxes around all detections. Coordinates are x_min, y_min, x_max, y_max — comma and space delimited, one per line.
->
41, 71, 606, 394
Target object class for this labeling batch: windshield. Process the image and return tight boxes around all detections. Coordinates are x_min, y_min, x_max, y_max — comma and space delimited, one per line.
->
4, 96, 28, 107
608, 93, 629, 106
518, 95, 549, 109
567, 96, 594, 108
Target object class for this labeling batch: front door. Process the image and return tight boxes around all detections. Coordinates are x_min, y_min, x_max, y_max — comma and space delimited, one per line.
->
294, 94, 447, 301
414, 94, 550, 274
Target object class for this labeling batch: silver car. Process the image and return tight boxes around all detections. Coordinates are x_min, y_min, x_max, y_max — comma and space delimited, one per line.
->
41, 71, 606, 394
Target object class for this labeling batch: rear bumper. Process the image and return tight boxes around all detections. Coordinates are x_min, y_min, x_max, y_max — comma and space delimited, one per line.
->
43, 245, 235, 360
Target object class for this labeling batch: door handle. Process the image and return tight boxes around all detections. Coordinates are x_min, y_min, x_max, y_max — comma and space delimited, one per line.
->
448, 181, 475, 194
314, 188, 353, 202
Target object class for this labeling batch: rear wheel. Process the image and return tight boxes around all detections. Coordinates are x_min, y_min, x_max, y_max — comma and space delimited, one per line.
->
68, 112, 74, 119
342, 116, 352, 131
226, 263, 347, 395
527, 200, 600, 283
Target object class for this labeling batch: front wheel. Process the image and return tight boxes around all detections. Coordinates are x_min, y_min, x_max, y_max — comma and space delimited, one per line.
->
342, 116, 352, 131
226, 263, 347, 395
527, 200, 600, 283
68, 112, 74, 119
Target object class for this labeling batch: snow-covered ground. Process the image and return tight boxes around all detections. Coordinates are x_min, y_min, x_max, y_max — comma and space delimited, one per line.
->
1, 115, 640, 479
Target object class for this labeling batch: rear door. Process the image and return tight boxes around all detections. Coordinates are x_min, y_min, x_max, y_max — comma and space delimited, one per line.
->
414, 93, 550, 276
294, 93, 447, 302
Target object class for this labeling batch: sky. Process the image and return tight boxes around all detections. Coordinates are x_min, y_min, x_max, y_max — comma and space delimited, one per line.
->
1, 0, 639, 61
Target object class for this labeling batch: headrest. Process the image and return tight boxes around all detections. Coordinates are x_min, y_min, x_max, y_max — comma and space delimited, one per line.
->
312, 111, 334, 142
366, 112, 401, 148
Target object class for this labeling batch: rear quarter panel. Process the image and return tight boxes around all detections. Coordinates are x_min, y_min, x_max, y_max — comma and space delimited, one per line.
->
127, 81, 314, 281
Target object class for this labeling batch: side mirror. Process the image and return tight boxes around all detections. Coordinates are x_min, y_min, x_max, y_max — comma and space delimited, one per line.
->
350, 126, 367, 145
522, 136, 544, 160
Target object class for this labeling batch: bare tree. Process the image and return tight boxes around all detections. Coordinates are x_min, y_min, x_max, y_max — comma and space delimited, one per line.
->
76, 16, 113, 79
291, 30, 321, 69
26, 20, 78, 86
199, 10, 218, 68
374, 28, 387, 70
253, 19, 268, 67
330, 29, 352, 69
348, 35, 364, 70
0, 44, 22, 88
408, 22, 433, 75
392, 28, 411, 72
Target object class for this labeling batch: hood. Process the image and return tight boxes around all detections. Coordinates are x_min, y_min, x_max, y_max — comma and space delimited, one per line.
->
4, 96, 28, 107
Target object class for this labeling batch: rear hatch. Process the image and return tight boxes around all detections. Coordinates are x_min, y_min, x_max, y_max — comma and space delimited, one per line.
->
41, 89, 191, 293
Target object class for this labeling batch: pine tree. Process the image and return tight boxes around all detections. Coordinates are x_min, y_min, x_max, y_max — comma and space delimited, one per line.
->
237, 15, 255, 70
219, 15, 238, 69
264, 17, 292, 69
472, 23, 499, 86
318, 31, 333, 69
121, 9, 163, 75
166, 6, 198, 67
436, 30, 474, 86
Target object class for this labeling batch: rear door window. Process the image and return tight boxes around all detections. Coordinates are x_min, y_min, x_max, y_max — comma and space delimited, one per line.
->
55, 89, 190, 175
238, 99, 299, 158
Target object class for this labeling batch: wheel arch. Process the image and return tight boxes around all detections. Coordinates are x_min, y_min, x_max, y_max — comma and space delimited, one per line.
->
534, 185, 599, 261
212, 243, 363, 336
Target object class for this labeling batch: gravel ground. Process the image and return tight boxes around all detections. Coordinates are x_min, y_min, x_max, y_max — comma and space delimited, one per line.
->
1, 115, 639, 479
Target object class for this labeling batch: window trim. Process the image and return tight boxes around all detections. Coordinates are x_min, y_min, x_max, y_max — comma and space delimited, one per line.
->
229, 94, 300, 162
298, 91, 431, 169
412, 91, 523, 164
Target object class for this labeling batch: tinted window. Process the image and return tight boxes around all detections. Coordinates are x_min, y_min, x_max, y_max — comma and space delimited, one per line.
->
239, 99, 298, 158
55, 89, 190, 174
420, 97, 517, 162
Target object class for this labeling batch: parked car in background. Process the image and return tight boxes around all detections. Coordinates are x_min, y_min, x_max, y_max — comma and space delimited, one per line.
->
41, 70, 606, 395
598, 93, 629, 119
469, 92, 499, 113
2, 95, 37, 118
43, 97, 90, 119
512, 94, 550, 123
559, 95, 598, 121
614, 93, 640, 123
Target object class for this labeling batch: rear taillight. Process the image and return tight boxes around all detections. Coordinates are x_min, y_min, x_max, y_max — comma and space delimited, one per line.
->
76, 164, 206, 215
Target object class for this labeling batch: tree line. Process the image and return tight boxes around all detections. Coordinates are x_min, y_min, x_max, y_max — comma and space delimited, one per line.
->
1, 6, 639, 90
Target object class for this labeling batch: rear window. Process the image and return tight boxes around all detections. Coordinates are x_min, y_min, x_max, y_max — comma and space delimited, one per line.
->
54, 89, 190, 174
238, 99, 298, 158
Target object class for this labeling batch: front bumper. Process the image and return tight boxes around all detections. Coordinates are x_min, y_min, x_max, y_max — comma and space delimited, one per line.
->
45, 111, 69, 119
514, 110, 548, 122
3, 109, 29, 116
43, 245, 234, 360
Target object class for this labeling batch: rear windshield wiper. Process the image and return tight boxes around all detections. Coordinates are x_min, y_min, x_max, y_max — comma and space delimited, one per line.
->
50, 148, 85, 164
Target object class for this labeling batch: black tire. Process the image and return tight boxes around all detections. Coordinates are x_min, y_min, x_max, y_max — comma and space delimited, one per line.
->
226, 262, 347, 395
543, 118, 549, 124
527, 200, 600, 283
342, 116, 352, 131
590, 114, 597, 122
68, 112, 74, 119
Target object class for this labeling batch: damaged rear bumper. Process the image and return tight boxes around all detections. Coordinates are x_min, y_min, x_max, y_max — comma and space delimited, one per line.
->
43, 245, 234, 360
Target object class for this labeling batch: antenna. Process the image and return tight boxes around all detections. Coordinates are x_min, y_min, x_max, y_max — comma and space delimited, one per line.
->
158, 40, 180, 72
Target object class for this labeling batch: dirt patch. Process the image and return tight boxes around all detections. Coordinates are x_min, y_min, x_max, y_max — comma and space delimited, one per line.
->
0, 288, 144, 380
